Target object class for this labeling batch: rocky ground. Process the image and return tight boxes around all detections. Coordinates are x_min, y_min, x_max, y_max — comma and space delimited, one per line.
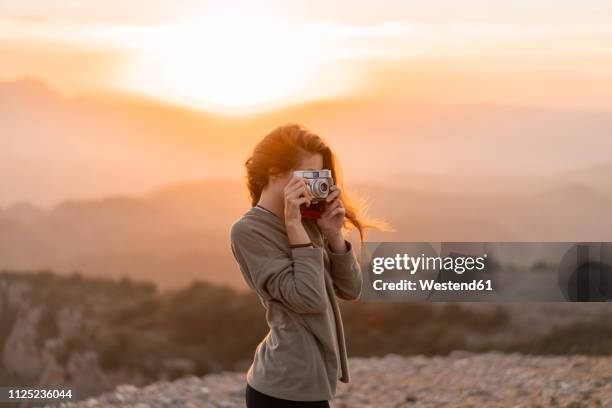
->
41, 352, 612, 408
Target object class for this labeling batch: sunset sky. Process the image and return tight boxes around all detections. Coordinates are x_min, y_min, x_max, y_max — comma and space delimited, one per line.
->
2, 1, 612, 207
2, 1, 612, 113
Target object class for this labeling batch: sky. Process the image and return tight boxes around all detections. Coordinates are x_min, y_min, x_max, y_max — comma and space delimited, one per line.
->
2, 1, 612, 113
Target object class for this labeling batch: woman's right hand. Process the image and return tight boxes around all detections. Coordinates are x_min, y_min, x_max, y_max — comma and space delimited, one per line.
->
283, 176, 313, 245
284, 176, 312, 227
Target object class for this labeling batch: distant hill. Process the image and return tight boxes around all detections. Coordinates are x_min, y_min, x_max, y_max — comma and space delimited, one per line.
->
1, 178, 611, 289
0, 179, 250, 289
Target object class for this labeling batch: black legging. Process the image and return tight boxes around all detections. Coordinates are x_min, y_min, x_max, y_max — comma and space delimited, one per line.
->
245, 383, 330, 408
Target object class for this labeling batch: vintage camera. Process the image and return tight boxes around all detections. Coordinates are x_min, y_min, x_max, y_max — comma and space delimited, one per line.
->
293, 169, 334, 219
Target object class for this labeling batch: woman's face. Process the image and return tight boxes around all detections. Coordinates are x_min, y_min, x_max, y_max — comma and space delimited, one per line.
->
271, 152, 324, 192
295, 152, 324, 174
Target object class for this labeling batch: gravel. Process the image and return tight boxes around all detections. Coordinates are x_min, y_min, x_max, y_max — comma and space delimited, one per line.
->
42, 352, 612, 408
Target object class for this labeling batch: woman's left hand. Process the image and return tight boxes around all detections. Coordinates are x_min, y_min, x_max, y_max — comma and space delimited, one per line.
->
316, 186, 348, 252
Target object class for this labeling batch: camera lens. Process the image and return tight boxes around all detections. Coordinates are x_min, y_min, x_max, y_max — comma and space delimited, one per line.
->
309, 179, 329, 198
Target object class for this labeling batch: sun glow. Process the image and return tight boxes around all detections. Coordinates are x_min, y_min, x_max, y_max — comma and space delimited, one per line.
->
122, 10, 344, 113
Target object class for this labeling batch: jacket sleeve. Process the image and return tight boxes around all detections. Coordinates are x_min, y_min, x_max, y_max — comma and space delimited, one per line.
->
230, 221, 328, 314
325, 240, 363, 301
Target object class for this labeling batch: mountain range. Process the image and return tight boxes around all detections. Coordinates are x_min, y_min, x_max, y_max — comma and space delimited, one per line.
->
1, 177, 611, 289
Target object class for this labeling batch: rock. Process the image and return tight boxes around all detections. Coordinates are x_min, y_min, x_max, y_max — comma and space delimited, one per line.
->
404, 394, 418, 403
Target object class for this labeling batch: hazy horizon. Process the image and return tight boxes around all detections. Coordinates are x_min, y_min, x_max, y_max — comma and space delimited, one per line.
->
2, 75, 612, 208
3, 2, 612, 206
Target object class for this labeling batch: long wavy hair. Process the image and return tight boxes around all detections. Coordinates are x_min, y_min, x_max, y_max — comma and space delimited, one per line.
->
245, 123, 382, 241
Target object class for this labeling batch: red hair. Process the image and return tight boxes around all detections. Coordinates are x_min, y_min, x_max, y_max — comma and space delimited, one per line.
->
245, 123, 381, 240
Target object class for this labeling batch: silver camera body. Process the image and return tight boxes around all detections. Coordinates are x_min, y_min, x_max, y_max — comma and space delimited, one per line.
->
293, 169, 334, 201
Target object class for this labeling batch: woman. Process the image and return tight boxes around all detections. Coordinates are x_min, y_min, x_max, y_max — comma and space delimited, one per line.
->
230, 124, 375, 407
